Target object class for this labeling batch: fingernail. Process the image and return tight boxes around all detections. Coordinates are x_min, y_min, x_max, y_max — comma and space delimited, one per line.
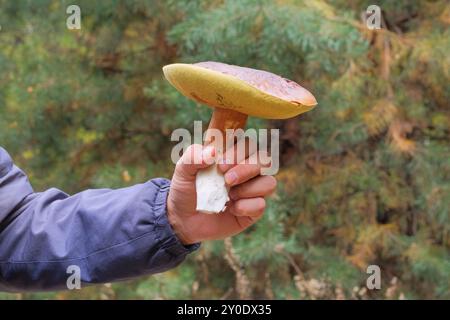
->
229, 189, 237, 200
225, 171, 238, 186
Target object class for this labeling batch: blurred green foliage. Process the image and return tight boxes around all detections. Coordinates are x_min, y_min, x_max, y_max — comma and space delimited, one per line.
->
0, 0, 449, 299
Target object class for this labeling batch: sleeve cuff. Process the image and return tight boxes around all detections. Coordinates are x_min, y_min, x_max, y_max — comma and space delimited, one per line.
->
150, 178, 201, 257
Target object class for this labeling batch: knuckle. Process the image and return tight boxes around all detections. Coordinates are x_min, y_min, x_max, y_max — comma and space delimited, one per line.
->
267, 176, 277, 193
258, 198, 266, 212
235, 201, 246, 215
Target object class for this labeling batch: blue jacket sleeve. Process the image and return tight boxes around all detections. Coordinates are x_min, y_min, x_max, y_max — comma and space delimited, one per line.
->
0, 146, 199, 292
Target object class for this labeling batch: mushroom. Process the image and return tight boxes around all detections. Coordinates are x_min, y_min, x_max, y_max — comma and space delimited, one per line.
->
163, 61, 317, 214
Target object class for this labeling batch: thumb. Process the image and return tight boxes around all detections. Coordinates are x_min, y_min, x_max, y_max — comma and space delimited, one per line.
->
175, 144, 216, 179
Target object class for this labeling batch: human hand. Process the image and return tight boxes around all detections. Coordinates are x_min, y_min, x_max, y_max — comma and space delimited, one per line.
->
167, 143, 277, 245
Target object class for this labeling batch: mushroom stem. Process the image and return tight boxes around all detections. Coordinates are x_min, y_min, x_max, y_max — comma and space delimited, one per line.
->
196, 108, 248, 213
205, 108, 248, 153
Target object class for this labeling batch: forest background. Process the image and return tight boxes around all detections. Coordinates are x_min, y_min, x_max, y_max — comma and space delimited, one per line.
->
0, 0, 449, 299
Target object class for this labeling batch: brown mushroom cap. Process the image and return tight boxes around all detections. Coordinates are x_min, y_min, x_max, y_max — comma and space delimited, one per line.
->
163, 61, 317, 119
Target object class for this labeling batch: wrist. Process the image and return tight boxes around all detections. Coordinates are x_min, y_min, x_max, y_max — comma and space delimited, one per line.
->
167, 202, 196, 245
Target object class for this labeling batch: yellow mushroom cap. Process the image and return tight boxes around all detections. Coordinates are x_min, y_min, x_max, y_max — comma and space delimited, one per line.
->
162, 61, 317, 120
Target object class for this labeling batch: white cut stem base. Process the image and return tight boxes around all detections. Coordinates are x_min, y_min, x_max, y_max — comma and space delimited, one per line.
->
196, 164, 229, 214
